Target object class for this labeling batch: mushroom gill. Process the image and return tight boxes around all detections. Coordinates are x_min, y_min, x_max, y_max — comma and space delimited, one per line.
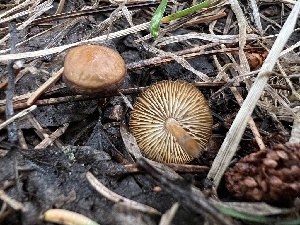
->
130, 80, 213, 164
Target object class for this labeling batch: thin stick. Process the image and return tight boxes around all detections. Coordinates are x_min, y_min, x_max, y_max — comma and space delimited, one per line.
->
0, 81, 291, 113
17, 129, 28, 149
35, 123, 68, 149
211, 11, 265, 150
229, 86, 265, 149
6, 22, 17, 145
26, 67, 64, 106
6, 23, 22, 201
55, 0, 65, 15
207, 0, 300, 187
184, 12, 226, 26
0, 105, 37, 130
124, 163, 209, 173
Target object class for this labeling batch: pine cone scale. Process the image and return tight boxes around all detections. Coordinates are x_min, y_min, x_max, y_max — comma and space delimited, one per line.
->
225, 143, 300, 205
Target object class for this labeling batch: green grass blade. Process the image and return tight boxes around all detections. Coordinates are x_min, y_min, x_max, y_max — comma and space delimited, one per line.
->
161, 0, 220, 23
216, 204, 300, 225
149, 0, 168, 39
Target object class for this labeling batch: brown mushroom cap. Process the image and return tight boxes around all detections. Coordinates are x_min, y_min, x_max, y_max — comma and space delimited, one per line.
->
130, 80, 213, 164
63, 45, 126, 94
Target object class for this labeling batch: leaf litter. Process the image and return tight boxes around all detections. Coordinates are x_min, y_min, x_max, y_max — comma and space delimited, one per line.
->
0, 0, 300, 224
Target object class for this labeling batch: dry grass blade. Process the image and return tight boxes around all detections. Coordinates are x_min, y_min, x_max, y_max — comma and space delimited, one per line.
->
143, 43, 211, 81
0, 22, 150, 60
26, 67, 64, 106
55, 0, 65, 15
156, 33, 262, 46
207, 0, 300, 187
249, 0, 263, 34
0, 9, 31, 24
86, 172, 161, 215
0, 190, 26, 212
0, 0, 298, 222
264, 84, 295, 117
280, 40, 300, 56
120, 119, 142, 159
0, 0, 33, 19
0, 105, 36, 131
290, 107, 300, 143
0, 0, 54, 45
228, 0, 250, 74
159, 202, 179, 225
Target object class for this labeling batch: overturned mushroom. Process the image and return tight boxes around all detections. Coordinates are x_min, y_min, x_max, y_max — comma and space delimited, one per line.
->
130, 80, 213, 164
63, 45, 126, 95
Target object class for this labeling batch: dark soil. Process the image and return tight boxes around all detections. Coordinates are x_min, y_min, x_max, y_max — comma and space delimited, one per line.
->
0, 1, 298, 225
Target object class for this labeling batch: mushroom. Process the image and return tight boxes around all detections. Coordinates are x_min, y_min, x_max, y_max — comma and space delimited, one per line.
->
130, 80, 213, 164
63, 45, 126, 95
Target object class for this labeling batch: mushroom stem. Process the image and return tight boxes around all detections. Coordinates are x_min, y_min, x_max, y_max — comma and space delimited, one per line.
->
165, 118, 201, 158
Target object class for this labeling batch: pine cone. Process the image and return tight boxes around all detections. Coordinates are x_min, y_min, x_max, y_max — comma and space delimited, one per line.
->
225, 143, 300, 205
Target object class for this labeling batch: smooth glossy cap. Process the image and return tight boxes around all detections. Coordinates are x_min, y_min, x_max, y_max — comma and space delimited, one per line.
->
130, 80, 213, 164
63, 45, 126, 94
